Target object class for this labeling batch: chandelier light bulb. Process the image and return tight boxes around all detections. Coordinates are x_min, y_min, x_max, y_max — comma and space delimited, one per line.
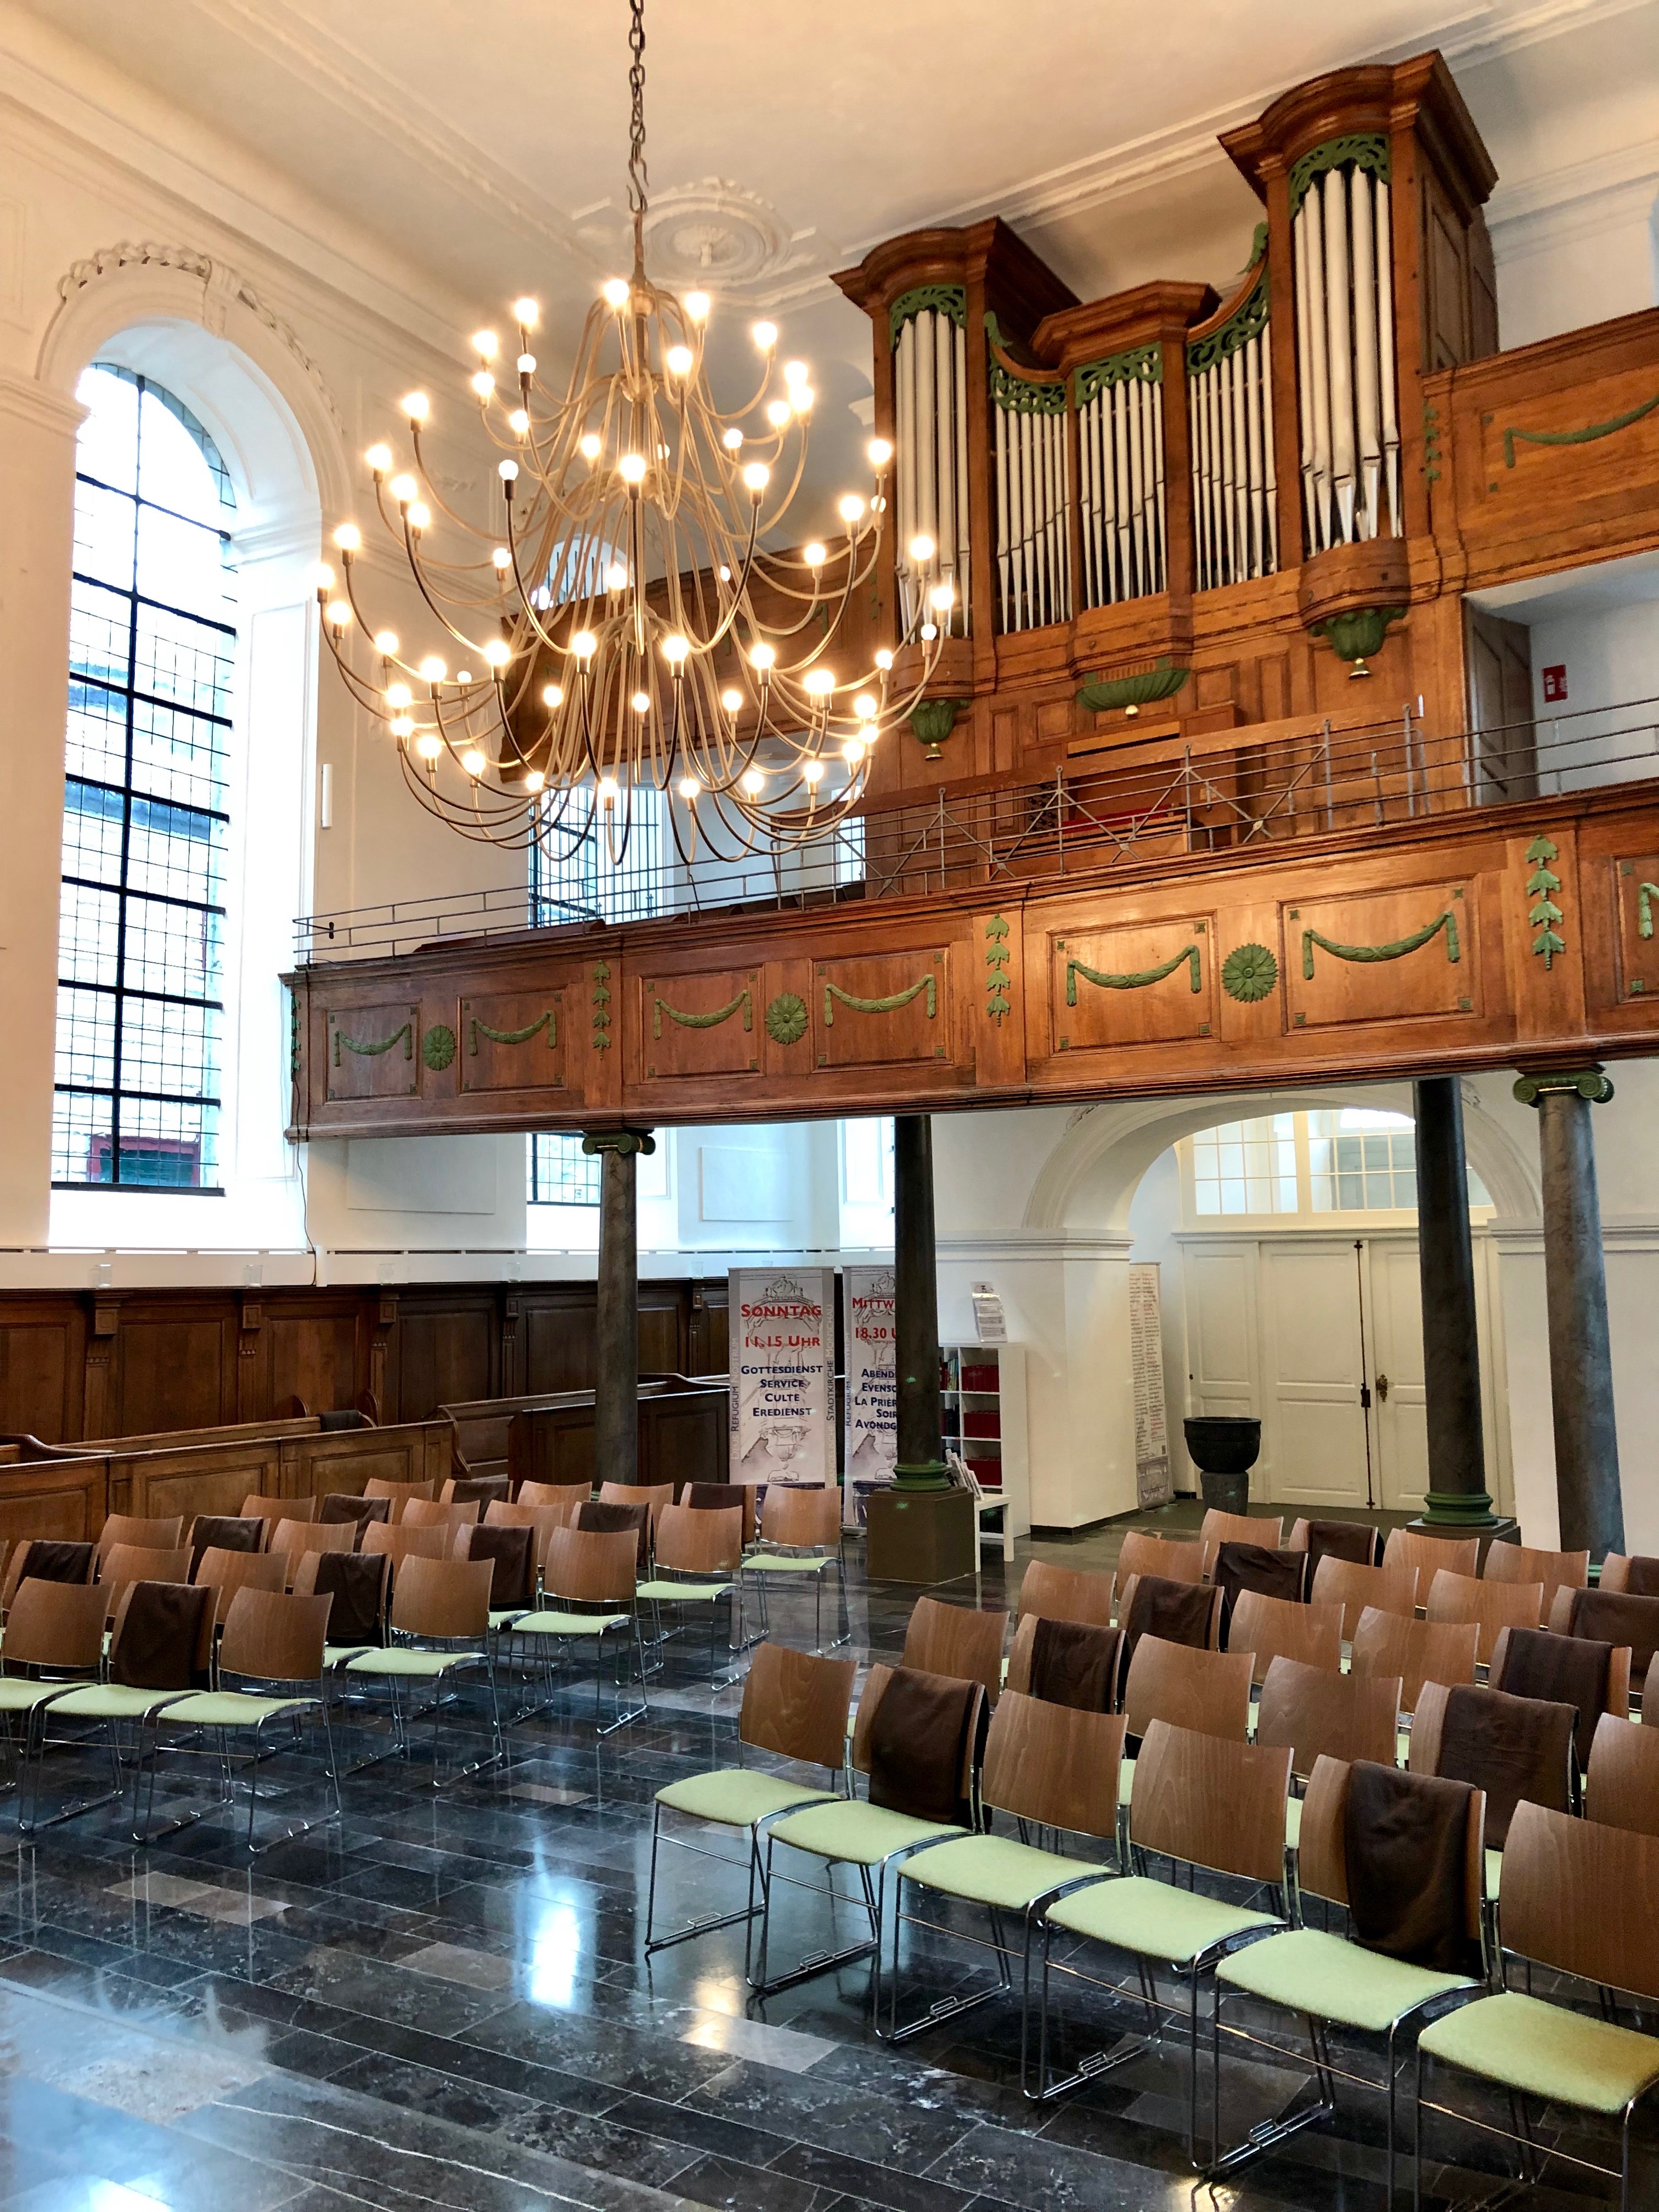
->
365, 443, 393, 474
498, 459, 519, 482
419, 655, 447, 682
333, 522, 362, 552
749, 643, 775, 673
930, 581, 956, 610
602, 278, 631, 308
415, 732, 443, 760
472, 329, 499, 358
740, 768, 765, 795
803, 667, 836, 696
804, 541, 826, 567
458, 669, 472, 683
618, 452, 648, 485
678, 775, 701, 800
390, 714, 414, 737
742, 461, 770, 494
791, 385, 814, 413
720, 686, 744, 712
909, 533, 936, 565
839, 494, 866, 523
782, 359, 809, 386
472, 371, 495, 399
492, 546, 513, 571
579, 432, 602, 461
854, 692, 877, 719
665, 344, 693, 376
605, 562, 629, 592
684, 291, 710, 320
765, 399, 792, 429
752, 320, 777, 351
631, 690, 650, 714
842, 736, 867, 764
516, 352, 535, 375
482, 637, 512, 667
509, 408, 530, 436
326, 599, 352, 627
309, 561, 335, 592
373, 630, 399, 656
461, 747, 487, 777
386, 681, 413, 709
722, 427, 743, 451
718, 564, 732, 582
405, 501, 431, 531
542, 682, 564, 708
597, 775, 620, 804
388, 473, 417, 504
802, 759, 826, 786
662, 634, 690, 664
512, 296, 539, 328
868, 437, 893, 468
572, 631, 597, 661
402, 391, 429, 422
524, 769, 546, 793
921, 620, 939, 641
876, 648, 895, 670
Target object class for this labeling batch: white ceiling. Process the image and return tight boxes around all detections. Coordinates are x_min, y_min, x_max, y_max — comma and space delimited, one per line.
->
16, 0, 1651, 520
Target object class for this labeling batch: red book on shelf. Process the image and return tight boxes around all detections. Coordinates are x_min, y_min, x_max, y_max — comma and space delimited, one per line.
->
961, 1364, 1000, 1393
967, 1456, 1002, 1489
962, 1410, 1002, 1439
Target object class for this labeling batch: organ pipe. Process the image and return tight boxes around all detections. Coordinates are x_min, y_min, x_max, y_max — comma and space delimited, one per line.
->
1292, 140, 1399, 548
891, 291, 970, 635
1186, 258, 1276, 590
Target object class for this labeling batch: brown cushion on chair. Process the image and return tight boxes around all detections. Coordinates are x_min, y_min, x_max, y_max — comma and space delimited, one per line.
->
188, 1516, 264, 1575
18, 1540, 95, 1587
110, 1581, 213, 1690
1342, 1762, 1483, 1977
1568, 1589, 1659, 1682
685, 1483, 746, 1511
1029, 1619, 1122, 1713
1621, 1556, 1659, 1598
1215, 1543, 1306, 1616
308, 1551, 390, 1647
448, 1476, 510, 1508
464, 1523, 535, 1610
1306, 1521, 1381, 1573
318, 1493, 390, 1530
577, 1500, 650, 1570
867, 1666, 979, 1829
1436, 1683, 1578, 1848
1491, 1626, 1612, 1772
1122, 1573, 1216, 1657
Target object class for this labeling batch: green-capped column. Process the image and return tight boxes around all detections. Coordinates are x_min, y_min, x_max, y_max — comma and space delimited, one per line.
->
583, 1128, 655, 1491
1413, 1077, 1498, 1528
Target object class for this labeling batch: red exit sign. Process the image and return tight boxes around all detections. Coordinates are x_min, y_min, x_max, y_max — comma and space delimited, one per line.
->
1542, 664, 1567, 703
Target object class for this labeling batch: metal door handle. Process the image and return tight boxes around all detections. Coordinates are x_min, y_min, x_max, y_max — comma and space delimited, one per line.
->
1375, 1372, 1390, 1402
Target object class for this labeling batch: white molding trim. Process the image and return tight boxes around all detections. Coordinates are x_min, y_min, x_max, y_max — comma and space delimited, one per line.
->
938, 1232, 1135, 1263
1488, 142, 1659, 256
0, 366, 85, 437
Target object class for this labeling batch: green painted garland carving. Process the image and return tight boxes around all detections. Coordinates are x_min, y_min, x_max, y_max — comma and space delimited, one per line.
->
1636, 881, 1659, 938
1074, 345, 1161, 408
823, 976, 936, 1025
764, 992, 808, 1046
332, 1022, 411, 1067
288, 992, 301, 1080
1186, 266, 1269, 377
652, 989, 751, 1039
1526, 837, 1565, 969
1503, 391, 1659, 470
590, 962, 612, 1051
984, 916, 1011, 1024
422, 1024, 456, 1071
1288, 132, 1390, 217
470, 1011, 555, 1054
889, 285, 966, 348
1301, 909, 1460, 981
1222, 943, 1279, 1003
1066, 945, 1201, 1003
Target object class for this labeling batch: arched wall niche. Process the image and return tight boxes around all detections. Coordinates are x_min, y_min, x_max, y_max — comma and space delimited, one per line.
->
1023, 1081, 1542, 1237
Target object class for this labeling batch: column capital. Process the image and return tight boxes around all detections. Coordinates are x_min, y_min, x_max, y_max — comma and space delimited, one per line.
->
580, 1127, 656, 1156
1513, 1068, 1615, 1108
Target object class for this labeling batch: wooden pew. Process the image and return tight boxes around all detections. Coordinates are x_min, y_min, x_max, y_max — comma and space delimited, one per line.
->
507, 1380, 730, 1496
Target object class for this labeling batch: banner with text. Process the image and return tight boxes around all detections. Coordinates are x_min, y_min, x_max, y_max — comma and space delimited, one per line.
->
843, 1263, 898, 1527
729, 1267, 836, 1488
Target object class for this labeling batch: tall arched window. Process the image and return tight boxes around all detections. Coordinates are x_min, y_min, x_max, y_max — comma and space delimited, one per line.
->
54, 364, 237, 1190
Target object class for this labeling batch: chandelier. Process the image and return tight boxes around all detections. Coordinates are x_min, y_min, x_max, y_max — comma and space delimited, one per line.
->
314, 0, 953, 861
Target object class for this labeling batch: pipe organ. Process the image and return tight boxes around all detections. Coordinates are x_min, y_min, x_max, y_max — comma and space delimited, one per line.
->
834, 52, 1501, 802
891, 287, 972, 636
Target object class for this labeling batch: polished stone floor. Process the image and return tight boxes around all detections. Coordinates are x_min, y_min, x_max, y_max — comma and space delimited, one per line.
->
0, 1542, 1641, 2211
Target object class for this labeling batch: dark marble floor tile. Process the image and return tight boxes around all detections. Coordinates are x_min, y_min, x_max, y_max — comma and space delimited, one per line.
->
921, 2120, 1189, 2212
490, 2103, 698, 2190
681, 2056, 974, 2175
594, 2089, 796, 2170
324, 2045, 540, 2131
769, 2141, 985, 2212
263, 1945, 519, 2036
669, 2150, 824, 2212
463, 1999, 738, 2101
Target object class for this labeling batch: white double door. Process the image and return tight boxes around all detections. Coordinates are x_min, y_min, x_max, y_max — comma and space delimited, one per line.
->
1182, 1232, 1491, 1512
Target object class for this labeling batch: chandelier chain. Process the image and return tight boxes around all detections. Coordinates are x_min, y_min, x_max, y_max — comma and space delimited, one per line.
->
627, 0, 649, 274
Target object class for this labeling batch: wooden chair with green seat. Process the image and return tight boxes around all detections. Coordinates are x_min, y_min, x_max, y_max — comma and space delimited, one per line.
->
293, 1547, 391, 1669
1119, 1633, 1253, 1833
755, 1662, 985, 2001
482, 1500, 568, 1588
1383, 1527, 1480, 1594
43, 1579, 214, 1838
1424, 1567, 1546, 1669
1035, 1719, 1294, 2165
1114, 1530, 1205, 1604
1414, 1801, 1659, 2212
1199, 1508, 1284, 1580
268, 1516, 357, 1588
506, 1525, 648, 1735
637, 1504, 745, 1685
742, 1483, 848, 1651
147, 1587, 339, 1854
361, 1520, 448, 1578
1211, 1753, 1486, 2199
343, 1554, 501, 1782
902, 1594, 1008, 1709
1013, 1558, 1115, 1632
1482, 1540, 1588, 1627
516, 1480, 592, 1517
98, 1545, 194, 1621
402, 1497, 480, 1536
238, 1494, 313, 1535
1255, 1652, 1403, 1865
1309, 1555, 1419, 1646
1350, 1604, 1478, 1717
1115, 1575, 1224, 1655
1003, 1611, 1124, 1709
1226, 1590, 1342, 1686
95, 1513, 186, 1565
645, 1640, 854, 1963
879, 1689, 1124, 2057
2, 1541, 96, 1618
598, 1480, 674, 1559
1585, 1711, 1659, 1838
0, 1580, 107, 1815
363, 1476, 437, 1522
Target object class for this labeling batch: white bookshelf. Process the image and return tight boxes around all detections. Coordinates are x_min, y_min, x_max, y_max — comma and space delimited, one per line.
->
941, 1344, 1030, 1549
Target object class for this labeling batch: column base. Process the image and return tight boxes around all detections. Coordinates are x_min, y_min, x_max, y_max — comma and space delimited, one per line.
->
866, 1487, 977, 1585
1413, 1489, 1506, 1530
893, 1459, 952, 1493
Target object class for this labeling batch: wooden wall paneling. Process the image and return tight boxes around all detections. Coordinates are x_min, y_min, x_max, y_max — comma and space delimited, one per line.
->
812, 946, 956, 1074
1604, 848, 1659, 1018
395, 1294, 500, 1422
1503, 821, 1589, 1049
509, 1404, 597, 1492
523, 1291, 598, 1394
0, 1298, 86, 1443
266, 1296, 362, 1418
455, 984, 571, 1102
298, 1421, 449, 1503
324, 1000, 421, 1105
104, 1301, 241, 1438
686, 1281, 729, 1375
114, 1439, 287, 1523
1284, 878, 1479, 1031
0, 1457, 108, 1545
633, 962, 763, 1088
639, 1388, 729, 1488
639, 1289, 686, 1378
1047, 913, 1221, 1057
